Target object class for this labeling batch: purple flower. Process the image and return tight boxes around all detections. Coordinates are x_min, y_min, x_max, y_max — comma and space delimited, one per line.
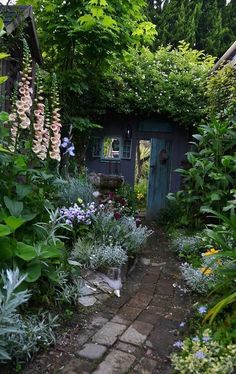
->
61, 137, 69, 148
198, 306, 207, 314
192, 337, 200, 342
195, 351, 205, 359
202, 336, 211, 342
173, 340, 183, 348
179, 321, 186, 328
67, 145, 75, 156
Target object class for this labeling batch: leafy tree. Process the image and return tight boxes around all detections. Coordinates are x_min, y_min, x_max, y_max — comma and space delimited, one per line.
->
102, 42, 214, 126
207, 65, 236, 120
17, 0, 156, 126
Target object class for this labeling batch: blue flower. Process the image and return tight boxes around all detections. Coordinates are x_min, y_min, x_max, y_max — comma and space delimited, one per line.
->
173, 340, 183, 348
198, 306, 207, 314
67, 145, 75, 156
61, 137, 69, 148
179, 321, 186, 327
202, 336, 211, 342
195, 351, 205, 359
192, 336, 200, 342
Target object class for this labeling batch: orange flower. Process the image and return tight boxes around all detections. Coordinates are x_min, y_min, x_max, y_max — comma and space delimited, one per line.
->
200, 267, 212, 275
202, 248, 219, 256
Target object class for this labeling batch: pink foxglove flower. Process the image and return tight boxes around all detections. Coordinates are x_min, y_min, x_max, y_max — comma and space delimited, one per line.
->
49, 74, 61, 162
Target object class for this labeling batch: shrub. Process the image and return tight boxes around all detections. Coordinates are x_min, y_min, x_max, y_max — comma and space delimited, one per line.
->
0, 269, 58, 363
180, 262, 217, 295
171, 329, 236, 374
70, 238, 95, 267
168, 118, 236, 228
54, 175, 94, 206
91, 212, 152, 256
90, 244, 128, 270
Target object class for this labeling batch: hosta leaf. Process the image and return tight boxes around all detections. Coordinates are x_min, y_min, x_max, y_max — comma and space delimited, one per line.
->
4, 216, 26, 231
0, 224, 11, 237
16, 184, 32, 199
25, 263, 41, 282
15, 242, 36, 261
4, 197, 23, 217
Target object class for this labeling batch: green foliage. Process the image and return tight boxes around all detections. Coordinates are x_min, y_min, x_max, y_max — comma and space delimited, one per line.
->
0, 268, 58, 363
103, 43, 214, 125
0, 269, 30, 361
53, 175, 95, 206
17, 0, 156, 129
168, 118, 236, 227
171, 329, 236, 374
201, 209, 236, 324
207, 65, 236, 121
152, 0, 236, 57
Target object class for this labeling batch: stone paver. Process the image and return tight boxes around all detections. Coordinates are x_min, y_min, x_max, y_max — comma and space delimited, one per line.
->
120, 320, 153, 346
78, 343, 107, 360
92, 350, 136, 374
78, 296, 97, 307
133, 357, 158, 373
145, 318, 178, 355
127, 292, 153, 308
60, 358, 93, 374
115, 306, 142, 322
21, 227, 192, 374
92, 322, 126, 346
114, 341, 141, 355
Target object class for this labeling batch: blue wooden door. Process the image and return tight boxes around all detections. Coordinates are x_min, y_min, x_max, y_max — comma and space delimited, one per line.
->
147, 138, 172, 219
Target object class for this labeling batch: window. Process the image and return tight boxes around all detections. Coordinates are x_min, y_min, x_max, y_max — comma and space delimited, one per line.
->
122, 139, 132, 159
102, 137, 121, 160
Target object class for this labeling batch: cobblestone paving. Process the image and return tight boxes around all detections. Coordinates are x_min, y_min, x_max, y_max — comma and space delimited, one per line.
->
22, 227, 192, 374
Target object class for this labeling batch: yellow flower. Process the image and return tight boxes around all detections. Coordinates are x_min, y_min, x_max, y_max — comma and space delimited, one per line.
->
200, 267, 213, 275
137, 193, 144, 200
202, 248, 219, 256
77, 197, 83, 204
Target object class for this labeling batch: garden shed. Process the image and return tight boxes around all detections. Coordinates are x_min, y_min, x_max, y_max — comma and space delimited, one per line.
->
86, 114, 189, 218
0, 5, 42, 111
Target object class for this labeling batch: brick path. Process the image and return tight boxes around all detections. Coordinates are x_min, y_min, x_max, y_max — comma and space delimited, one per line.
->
22, 227, 191, 374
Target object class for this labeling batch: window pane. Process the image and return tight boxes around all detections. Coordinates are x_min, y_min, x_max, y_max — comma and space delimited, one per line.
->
103, 137, 121, 159
122, 139, 132, 159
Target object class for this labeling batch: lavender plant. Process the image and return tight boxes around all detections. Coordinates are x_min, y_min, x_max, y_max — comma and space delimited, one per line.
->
90, 244, 128, 270
0, 269, 30, 361
91, 212, 152, 255
180, 262, 217, 294
0, 269, 58, 362
59, 202, 96, 226
54, 176, 94, 206
171, 232, 204, 255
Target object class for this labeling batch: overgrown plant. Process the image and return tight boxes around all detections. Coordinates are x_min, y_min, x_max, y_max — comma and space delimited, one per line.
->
0, 268, 58, 362
168, 118, 236, 227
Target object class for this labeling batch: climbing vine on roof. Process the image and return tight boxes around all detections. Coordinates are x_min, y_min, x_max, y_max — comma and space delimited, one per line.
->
102, 43, 215, 126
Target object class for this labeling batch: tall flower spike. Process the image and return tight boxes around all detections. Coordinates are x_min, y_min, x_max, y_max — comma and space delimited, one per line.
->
17, 40, 32, 129
8, 40, 32, 152
49, 73, 61, 162
32, 66, 48, 160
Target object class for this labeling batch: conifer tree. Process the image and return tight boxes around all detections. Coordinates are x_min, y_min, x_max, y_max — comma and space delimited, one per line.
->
150, 0, 236, 56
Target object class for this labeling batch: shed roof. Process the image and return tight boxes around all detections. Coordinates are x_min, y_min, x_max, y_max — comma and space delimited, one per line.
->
213, 41, 236, 71
0, 5, 42, 64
